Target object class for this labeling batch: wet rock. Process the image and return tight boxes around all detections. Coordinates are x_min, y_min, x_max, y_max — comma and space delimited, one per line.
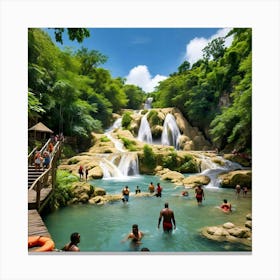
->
201, 214, 252, 247
219, 170, 252, 188
182, 175, 210, 188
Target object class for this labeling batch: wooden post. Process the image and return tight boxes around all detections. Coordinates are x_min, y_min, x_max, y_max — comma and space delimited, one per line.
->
35, 181, 41, 210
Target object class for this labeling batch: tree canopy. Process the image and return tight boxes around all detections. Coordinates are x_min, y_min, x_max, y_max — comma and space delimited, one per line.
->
28, 28, 145, 149
28, 28, 251, 153
152, 28, 252, 152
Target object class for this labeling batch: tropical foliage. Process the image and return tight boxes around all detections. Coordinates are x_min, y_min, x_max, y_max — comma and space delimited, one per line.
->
152, 28, 252, 152
28, 28, 146, 150
28, 28, 251, 153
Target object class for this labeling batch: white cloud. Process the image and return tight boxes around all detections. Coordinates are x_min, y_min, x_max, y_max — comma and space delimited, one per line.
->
185, 28, 234, 65
125, 65, 167, 93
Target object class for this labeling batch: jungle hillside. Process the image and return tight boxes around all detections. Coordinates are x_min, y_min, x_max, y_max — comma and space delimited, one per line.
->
28, 28, 251, 155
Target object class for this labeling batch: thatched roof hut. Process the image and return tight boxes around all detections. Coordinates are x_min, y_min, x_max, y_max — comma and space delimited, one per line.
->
28, 122, 54, 140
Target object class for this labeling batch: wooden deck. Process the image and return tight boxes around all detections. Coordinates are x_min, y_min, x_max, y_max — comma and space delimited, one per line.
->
28, 209, 51, 238
28, 186, 52, 205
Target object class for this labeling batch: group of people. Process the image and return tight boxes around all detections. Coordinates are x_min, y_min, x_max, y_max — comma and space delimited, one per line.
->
60, 181, 249, 252
235, 184, 248, 198
78, 165, 89, 181
121, 202, 176, 250
34, 141, 54, 170
148, 182, 162, 197
121, 182, 163, 203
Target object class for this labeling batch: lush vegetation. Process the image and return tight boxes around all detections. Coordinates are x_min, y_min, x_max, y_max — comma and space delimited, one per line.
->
28, 28, 251, 153
151, 28, 252, 153
28, 28, 146, 150
49, 170, 78, 209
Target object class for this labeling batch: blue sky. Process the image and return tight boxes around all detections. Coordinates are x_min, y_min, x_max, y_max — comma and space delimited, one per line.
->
46, 28, 233, 92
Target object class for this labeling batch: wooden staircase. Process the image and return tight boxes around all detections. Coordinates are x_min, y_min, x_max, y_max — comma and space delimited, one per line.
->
28, 166, 45, 189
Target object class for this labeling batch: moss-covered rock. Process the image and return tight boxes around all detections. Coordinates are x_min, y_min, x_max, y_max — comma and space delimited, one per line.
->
224, 153, 251, 167
219, 170, 252, 188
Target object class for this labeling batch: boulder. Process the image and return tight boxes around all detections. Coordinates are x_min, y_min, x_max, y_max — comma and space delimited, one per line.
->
94, 187, 106, 196
228, 227, 251, 238
88, 196, 107, 205
160, 170, 185, 182
90, 166, 103, 179
201, 213, 252, 247
219, 170, 252, 188
246, 213, 252, 220
223, 222, 235, 229
245, 221, 252, 229
182, 175, 210, 188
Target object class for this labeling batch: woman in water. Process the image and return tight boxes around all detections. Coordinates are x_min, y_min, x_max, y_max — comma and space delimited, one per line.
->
220, 199, 232, 213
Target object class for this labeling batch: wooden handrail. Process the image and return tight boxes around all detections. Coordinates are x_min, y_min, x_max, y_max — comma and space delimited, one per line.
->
28, 141, 62, 210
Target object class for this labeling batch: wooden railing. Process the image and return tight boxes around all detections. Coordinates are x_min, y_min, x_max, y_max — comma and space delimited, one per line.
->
28, 140, 62, 211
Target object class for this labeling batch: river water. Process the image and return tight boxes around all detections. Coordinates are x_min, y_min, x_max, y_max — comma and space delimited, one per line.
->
43, 174, 252, 253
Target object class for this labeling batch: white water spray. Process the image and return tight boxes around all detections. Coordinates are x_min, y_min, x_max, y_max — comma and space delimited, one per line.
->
137, 113, 153, 144
161, 113, 181, 149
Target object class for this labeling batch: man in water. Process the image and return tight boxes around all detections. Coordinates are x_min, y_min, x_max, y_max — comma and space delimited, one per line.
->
121, 224, 144, 245
235, 184, 241, 198
62, 232, 80, 252
122, 185, 130, 203
148, 182, 155, 193
158, 202, 176, 232
156, 183, 162, 197
195, 185, 205, 205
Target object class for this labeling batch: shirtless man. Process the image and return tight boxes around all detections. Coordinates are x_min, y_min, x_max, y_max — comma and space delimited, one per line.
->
122, 185, 130, 203
158, 202, 176, 232
148, 182, 155, 193
122, 224, 144, 245
195, 185, 205, 205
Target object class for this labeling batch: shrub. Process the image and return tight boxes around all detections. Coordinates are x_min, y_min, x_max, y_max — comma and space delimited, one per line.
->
162, 151, 178, 169
119, 136, 137, 151
122, 112, 132, 129
143, 144, 156, 169
100, 136, 110, 142
50, 170, 79, 208
62, 144, 76, 159
147, 110, 163, 126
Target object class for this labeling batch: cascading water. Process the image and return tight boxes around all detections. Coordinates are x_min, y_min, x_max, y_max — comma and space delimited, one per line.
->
200, 155, 243, 188
144, 97, 153, 109
105, 117, 125, 152
99, 153, 139, 178
161, 113, 181, 149
117, 153, 139, 176
137, 113, 153, 144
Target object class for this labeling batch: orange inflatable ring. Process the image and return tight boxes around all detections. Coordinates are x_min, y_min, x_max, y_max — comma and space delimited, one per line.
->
28, 236, 55, 252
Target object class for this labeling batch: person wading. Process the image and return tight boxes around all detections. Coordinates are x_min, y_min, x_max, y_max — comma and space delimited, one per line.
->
158, 202, 176, 233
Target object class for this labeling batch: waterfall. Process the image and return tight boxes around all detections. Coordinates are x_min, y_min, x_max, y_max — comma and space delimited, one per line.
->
105, 132, 125, 152
105, 117, 125, 152
200, 155, 243, 188
137, 113, 153, 144
118, 153, 139, 176
161, 113, 181, 149
199, 155, 220, 172
144, 97, 153, 109
99, 153, 139, 178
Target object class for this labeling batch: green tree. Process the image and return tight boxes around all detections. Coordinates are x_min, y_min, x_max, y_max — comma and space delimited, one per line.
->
52, 28, 90, 44
202, 37, 225, 61
76, 47, 107, 75
178, 60, 190, 73
123, 84, 145, 109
